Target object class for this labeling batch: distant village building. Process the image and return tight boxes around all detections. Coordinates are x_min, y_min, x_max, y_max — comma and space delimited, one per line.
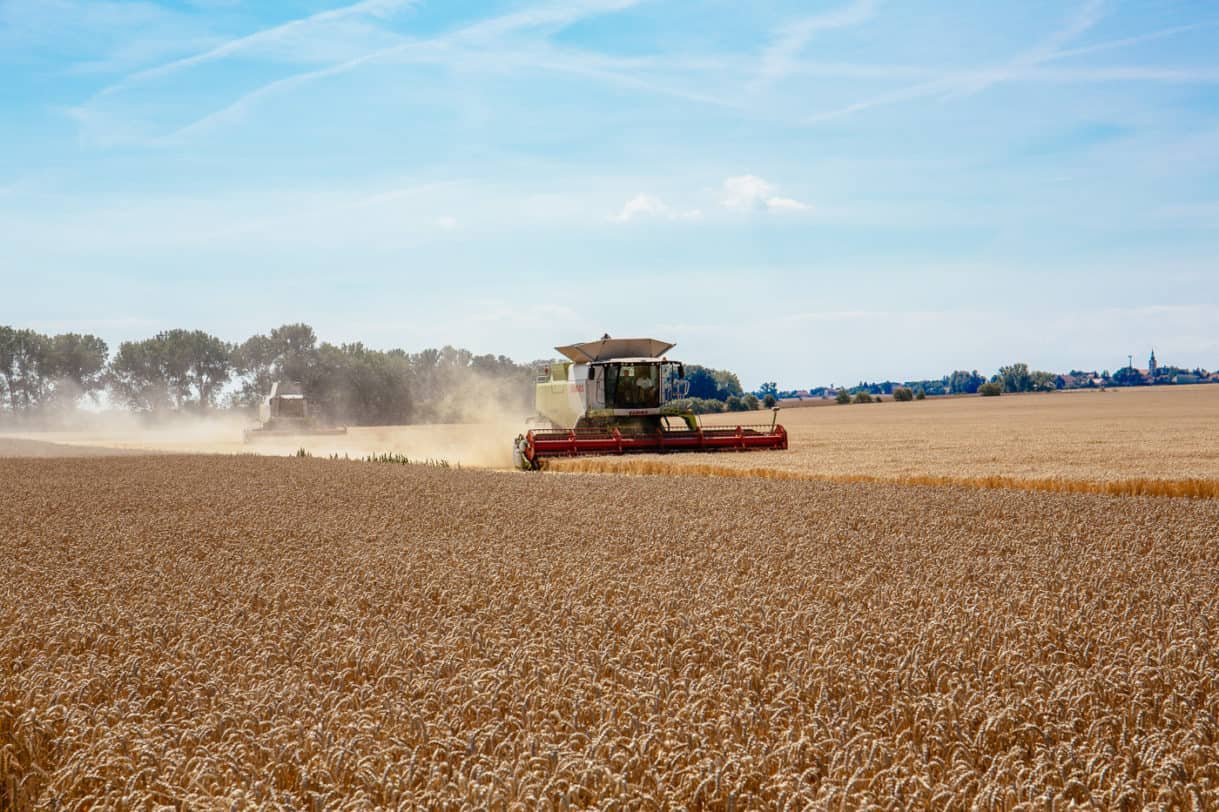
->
1149, 349, 1157, 381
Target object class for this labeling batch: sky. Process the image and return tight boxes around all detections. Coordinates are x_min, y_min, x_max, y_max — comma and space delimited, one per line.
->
2, 0, 1218, 388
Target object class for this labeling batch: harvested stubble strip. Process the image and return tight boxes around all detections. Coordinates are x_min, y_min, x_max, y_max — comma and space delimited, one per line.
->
542, 457, 1219, 499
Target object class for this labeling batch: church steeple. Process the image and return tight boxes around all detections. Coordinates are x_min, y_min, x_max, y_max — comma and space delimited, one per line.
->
1149, 349, 1157, 379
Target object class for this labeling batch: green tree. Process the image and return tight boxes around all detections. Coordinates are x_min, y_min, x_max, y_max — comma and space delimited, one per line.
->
915, 388, 926, 400
46, 333, 109, 405
835, 389, 851, 404
762, 393, 777, 408
317, 342, 414, 425
231, 333, 277, 404
108, 339, 172, 412
948, 370, 985, 394
892, 386, 914, 402
165, 330, 232, 408
0, 325, 21, 414
1029, 370, 1058, 392
684, 365, 743, 401
978, 381, 1003, 396
684, 366, 719, 400
712, 369, 743, 398
998, 363, 1032, 393
107, 330, 230, 411
0, 327, 51, 413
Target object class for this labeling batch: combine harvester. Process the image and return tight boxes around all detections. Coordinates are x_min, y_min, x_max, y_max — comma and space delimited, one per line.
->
243, 381, 347, 443
513, 336, 787, 470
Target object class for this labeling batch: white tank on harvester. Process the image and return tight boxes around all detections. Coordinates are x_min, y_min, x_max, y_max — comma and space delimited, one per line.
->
243, 381, 347, 442
512, 335, 787, 469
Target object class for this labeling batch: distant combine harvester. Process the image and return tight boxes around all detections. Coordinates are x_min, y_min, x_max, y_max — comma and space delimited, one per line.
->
243, 381, 347, 442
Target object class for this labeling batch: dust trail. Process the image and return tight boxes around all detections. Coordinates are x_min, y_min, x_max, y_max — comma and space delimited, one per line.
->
3, 408, 530, 468
543, 457, 1219, 499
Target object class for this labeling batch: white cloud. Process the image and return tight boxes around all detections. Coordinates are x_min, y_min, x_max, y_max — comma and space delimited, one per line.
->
720, 175, 810, 213
612, 193, 702, 223
430, 215, 459, 230
765, 195, 811, 212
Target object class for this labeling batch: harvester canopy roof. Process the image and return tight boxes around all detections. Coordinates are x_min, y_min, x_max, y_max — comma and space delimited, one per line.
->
269, 381, 305, 399
555, 337, 676, 363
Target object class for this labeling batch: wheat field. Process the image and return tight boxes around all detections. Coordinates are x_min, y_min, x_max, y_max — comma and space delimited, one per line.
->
4, 454, 1219, 808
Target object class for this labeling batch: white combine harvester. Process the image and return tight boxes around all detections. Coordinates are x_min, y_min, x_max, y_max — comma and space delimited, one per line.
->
513, 335, 786, 469
243, 381, 347, 442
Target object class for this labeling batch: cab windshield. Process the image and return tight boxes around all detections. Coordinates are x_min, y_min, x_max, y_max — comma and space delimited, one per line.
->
605, 363, 660, 409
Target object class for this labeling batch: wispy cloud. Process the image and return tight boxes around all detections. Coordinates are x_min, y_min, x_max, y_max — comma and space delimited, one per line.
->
1047, 19, 1219, 62
612, 194, 702, 222
166, 0, 649, 140
1014, 66, 1219, 84
451, 0, 643, 42
795, 13, 1219, 125
806, 0, 1109, 122
479, 44, 740, 109
0, 0, 220, 75
946, 0, 1105, 99
96, 0, 418, 98
168, 45, 399, 139
721, 176, 810, 213
757, 0, 877, 84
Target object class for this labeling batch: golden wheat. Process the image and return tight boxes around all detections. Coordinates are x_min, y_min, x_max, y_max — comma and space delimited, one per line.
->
695, 384, 1219, 484
3, 455, 1218, 808
543, 457, 1219, 499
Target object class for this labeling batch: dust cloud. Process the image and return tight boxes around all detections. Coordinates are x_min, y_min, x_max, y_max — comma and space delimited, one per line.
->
2, 403, 532, 469
0, 365, 543, 468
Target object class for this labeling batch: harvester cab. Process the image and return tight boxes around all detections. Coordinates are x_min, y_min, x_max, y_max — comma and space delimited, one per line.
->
513, 336, 787, 469
243, 381, 347, 442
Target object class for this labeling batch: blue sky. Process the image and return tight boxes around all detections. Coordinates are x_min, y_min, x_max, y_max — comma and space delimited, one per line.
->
2, 0, 1217, 388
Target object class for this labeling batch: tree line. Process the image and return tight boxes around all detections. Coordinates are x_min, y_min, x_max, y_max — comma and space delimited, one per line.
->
0, 327, 110, 416
781, 362, 1075, 400
0, 323, 542, 426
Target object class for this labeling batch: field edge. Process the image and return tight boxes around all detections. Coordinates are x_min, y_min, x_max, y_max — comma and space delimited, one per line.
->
542, 457, 1219, 499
